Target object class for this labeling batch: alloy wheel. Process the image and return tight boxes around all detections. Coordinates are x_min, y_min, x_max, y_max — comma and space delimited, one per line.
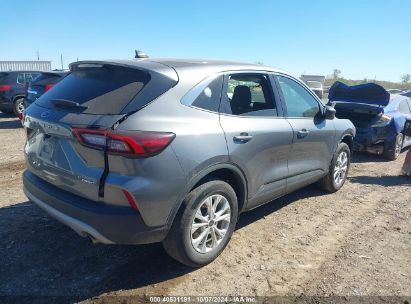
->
190, 194, 231, 254
16, 99, 24, 114
333, 151, 348, 186
395, 135, 403, 157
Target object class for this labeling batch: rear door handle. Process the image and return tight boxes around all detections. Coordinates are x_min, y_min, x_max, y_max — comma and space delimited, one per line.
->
234, 132, 253, 143
297, 129, 310, 139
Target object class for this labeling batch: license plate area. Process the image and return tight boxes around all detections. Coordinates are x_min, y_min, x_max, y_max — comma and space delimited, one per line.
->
39, 136, 56, 162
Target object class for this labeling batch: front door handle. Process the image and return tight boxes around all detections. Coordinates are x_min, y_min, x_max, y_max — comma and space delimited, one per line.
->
297, 129, 310, 139
234, 132, 253, 143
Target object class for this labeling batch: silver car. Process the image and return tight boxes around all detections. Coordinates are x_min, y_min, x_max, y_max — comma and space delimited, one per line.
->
23, 58, 355, 267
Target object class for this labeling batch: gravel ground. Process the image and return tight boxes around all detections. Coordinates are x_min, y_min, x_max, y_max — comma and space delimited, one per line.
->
0, 112, 410, 303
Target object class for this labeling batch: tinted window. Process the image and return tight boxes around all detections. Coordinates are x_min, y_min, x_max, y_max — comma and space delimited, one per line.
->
31, 73, 65, 86
398, 100, 411, 114
25, 73, 38, 83
17, 73, 25, 84
182, 76, 223, 112
277, 76, 320, 118
221, 73, 277, 116
36, 66, 149, 114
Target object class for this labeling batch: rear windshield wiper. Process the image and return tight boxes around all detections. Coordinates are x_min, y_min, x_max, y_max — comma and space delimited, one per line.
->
51, 99, 88, 110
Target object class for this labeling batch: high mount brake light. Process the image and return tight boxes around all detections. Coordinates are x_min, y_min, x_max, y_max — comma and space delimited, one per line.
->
72, 128, 175, 157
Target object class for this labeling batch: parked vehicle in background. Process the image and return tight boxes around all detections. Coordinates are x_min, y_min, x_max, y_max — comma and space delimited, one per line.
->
400, 90, 411, 98
23, 58, 354, 267
0, 71, 40, 115
401, 119, 411, 176
387, 89, 405, 95
306, 81, 324, 99
24, 70, 69, 109
330, 81, 411, 160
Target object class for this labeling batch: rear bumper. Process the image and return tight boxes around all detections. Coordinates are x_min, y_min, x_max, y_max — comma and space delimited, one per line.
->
23, 170, 169, 245
354, 141, 385, 155
353, 126, 396, 155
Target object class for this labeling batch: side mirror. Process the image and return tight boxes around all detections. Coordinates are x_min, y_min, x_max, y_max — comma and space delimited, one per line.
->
323, 105, 336, 120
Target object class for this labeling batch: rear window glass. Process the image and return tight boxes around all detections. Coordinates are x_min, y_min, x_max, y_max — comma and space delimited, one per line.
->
0, 72, 9, 79
36, 66, 149, 114
32, 73, 66, 85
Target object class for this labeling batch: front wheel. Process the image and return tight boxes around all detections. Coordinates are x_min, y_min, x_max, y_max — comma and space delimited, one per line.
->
317, 142, 351, 193
13, 97, 25, 116
163, 180, 238, 267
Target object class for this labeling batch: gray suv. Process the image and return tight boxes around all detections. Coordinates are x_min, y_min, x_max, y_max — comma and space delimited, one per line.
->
22, 59, 355, 267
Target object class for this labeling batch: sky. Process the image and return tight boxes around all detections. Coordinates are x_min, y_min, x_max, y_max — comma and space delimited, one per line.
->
1, 0, 410, 82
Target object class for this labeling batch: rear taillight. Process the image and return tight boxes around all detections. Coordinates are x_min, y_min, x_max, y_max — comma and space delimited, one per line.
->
0, 85, 10, 92
72, 128, 175, 157
44, 84, 54, 92
371, 114, 392, 127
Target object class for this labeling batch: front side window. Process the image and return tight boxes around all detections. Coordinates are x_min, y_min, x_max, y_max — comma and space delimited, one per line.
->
221, 73, 277, 117
276, 76, 320, 118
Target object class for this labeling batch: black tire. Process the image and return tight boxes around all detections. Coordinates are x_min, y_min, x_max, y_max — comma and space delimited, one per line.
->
317, 142, 351, 193
383, 133, 403, 161
13, 97, 25, 116
163, 179, 238, 267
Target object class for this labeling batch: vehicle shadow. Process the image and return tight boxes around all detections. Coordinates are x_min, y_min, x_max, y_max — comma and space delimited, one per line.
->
351, 152, 387, 164
0, 112, 21, 129
0, 202, 190, 302
0, 185, 325, 302
237, 184, 326, 229
349, 175, 410, 186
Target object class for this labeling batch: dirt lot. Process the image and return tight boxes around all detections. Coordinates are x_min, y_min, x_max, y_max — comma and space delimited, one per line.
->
0, 112, 410, 303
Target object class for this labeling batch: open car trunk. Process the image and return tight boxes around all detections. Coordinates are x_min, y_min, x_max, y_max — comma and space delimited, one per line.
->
334, 102, 383, 128
329, 81, 389, 128
23, 60, 177, 202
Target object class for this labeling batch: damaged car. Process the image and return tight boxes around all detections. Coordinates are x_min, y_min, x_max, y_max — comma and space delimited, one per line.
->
329, 81, 411, 160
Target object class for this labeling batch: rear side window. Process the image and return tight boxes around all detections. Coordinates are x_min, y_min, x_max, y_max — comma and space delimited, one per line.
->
181, 76, 223, 112
25, 73, 39, 83
17, 73, 25, 84
36, 66, 149, 114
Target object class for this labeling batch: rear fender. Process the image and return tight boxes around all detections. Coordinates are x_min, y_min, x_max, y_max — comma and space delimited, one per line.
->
165, 163, 248, 227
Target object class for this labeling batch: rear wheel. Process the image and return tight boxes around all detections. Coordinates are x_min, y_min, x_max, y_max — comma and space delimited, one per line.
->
317, 142, 351, 193
13, 97, 25, 116
163, 180, 238, 267
383, 133, 403, 161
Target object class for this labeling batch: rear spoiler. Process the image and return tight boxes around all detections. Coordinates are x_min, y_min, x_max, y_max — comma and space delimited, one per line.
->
40, 71, 69, 77
328, 81, 390, 107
